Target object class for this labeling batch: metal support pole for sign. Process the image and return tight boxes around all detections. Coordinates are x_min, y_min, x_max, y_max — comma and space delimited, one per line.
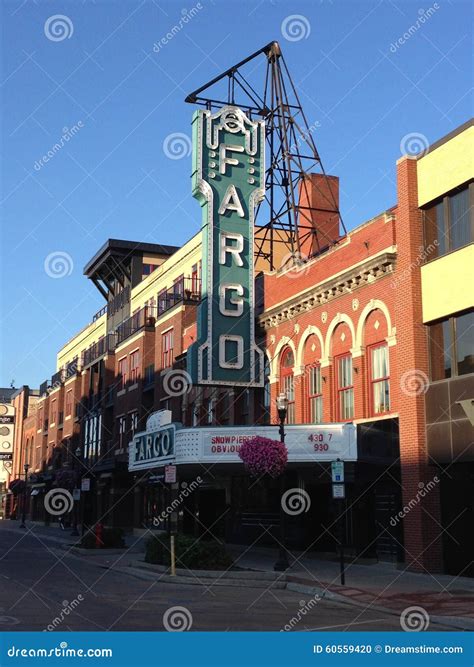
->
169, 477, 179, 577
339, 501, 345, 586
170, 535, 176, 576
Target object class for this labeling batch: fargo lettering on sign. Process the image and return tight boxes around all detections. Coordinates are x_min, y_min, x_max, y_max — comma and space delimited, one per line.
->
131, 426, 175, 469
187, 106, 265, 386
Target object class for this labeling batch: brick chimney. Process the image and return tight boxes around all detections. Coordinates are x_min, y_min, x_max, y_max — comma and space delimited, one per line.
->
297, 173, 340, 257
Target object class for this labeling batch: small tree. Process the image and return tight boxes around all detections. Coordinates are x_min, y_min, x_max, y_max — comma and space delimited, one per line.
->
238, 436, 288, 478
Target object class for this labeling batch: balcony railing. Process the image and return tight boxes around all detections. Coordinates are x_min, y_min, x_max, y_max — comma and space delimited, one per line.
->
158, 277, 201, 316
92, 305, 107, 321
82, 334, 116, 367
116, 306, 156, 346
65, 357, 79, 379
39, 380, 49, 397
51, 370, 63, 390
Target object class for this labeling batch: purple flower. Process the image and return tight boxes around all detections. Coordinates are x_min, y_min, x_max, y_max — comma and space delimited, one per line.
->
238, 436, 288, 478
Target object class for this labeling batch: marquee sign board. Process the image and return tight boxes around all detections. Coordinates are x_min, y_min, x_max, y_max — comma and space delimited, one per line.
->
187, 106, 265, 386
128, 423, 357, 471
129, 424, 177, 472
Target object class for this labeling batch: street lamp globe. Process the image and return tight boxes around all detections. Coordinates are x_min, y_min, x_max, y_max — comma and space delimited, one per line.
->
276, 392, 288, 422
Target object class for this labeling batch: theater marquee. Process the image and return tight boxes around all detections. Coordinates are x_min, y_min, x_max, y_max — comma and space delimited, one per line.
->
188, 106, 265, 386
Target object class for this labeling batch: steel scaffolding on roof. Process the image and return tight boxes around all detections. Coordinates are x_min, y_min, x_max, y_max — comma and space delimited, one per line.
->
185, 40, 346, 271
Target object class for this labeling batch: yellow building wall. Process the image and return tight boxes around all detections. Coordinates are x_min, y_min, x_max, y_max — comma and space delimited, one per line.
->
56, 314, 106, 369
131, 233, 202, 310
417, 125, 474, 207
421, 244, 474, 323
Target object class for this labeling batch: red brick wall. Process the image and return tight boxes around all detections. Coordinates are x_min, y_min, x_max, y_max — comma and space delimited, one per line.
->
394, 156, 443, 572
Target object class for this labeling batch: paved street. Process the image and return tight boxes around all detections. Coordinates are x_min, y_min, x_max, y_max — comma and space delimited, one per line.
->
0, 529, 457, 632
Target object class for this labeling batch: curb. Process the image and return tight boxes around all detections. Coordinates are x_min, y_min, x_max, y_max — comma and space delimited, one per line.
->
128, 559, 283, 581
117, 562, 474, 632
113, 565, 287, 589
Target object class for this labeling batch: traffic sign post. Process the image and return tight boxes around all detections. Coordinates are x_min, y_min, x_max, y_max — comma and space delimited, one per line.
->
331, 459, 344, 483
331, 461, 346, 586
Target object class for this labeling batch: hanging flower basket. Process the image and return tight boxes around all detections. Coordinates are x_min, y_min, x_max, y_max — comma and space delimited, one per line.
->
9, 478, 25, 495
238, 436, 288, 478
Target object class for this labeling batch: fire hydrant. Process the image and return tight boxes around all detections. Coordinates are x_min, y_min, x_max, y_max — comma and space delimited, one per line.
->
95, 522, 104, 549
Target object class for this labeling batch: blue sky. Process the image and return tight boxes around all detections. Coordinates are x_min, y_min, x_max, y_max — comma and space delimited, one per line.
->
1, 0, 472, 388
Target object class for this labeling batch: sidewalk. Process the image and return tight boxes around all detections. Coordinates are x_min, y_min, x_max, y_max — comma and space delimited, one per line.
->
2, 520, 472, 626
227, 543, 474, 623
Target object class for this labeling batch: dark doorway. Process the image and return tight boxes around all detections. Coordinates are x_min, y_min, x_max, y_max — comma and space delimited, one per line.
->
198, 489, 226, 539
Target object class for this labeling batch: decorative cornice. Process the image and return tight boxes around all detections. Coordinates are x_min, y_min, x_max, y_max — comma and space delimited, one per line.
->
259, 251, 396, 330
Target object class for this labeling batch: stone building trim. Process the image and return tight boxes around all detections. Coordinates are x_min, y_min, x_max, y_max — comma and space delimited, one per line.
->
259, 250, 397, 331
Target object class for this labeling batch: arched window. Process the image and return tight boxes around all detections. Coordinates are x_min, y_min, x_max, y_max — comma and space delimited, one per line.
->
280, 347, 295, 424
303, 334, 323, 424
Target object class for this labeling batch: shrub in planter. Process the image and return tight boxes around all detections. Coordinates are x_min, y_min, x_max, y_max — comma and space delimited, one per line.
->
145, 534, 233, 570
80, 526, 125, 549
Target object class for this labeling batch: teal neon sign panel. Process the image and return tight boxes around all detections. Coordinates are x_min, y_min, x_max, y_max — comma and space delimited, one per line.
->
188, 106, 265, 386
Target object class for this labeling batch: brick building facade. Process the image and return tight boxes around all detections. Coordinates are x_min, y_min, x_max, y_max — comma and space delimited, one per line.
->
8, 120, 473, 576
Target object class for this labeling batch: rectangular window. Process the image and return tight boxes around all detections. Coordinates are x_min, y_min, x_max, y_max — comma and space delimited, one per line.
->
158, 289, 168, 315
423, 201, 445, 258
429, 310, 474, 379
423, 183, 473, 259
307, 364, 323, 423
370, 344, 390, 415
118, 415, 127, 447
130, 411, 139, 435
65, 390, 73, 417
162, 329, 174, 369
240, 389, 250, 425
219, 392, 230, 425
205, 398, 214, 425
429, 320, 452, 380
37, 406, 43, 430
144, 363, 155, 386
191, 264, 199, 293
455, 311, 474, 376
50, 399, 57, 425
118, 357, 128, 390
129, 350, 140, 384
337, 355, 354, 420
449, 188, 471, 251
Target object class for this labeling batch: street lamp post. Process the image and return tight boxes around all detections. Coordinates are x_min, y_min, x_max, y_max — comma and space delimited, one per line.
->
274, 393, 289, 572
19, 463, 30, 529
70, 446, 82, 537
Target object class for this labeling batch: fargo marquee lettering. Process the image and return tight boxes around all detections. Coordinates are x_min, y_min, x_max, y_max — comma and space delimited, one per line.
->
130, 425, 175, 470
188, 106, 265, 386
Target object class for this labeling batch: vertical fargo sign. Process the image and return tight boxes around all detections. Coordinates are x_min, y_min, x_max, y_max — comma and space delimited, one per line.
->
188, 106, 265, 386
